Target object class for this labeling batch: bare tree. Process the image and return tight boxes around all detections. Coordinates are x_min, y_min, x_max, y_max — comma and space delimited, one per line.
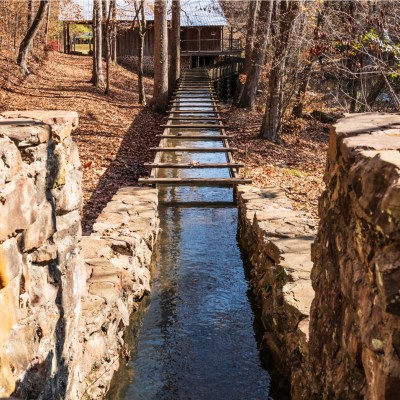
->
17, 0, 49, 75
153, 0, 169, 112
27, 0, 35, 28
44, 0, 51, 45
110, 0, 117, 64
234, 0, 259, 105
105, 0, 115, 95
169, 0, 181, 95
132, 0, 148, 105
238, 0, 273, 109
92, 0, 105, 89
260, 0, 300, 141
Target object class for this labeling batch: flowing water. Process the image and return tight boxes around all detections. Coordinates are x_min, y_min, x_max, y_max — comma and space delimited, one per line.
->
107, 90, 271, 400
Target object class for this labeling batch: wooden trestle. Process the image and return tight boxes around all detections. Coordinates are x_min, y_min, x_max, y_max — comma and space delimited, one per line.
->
139, 69, 251, 187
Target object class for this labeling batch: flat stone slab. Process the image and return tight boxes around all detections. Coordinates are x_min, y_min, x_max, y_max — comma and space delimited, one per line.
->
2, 110, 79, 127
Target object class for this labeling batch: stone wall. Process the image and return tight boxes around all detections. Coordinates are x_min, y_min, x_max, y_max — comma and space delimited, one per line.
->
0, 110, 85, 398
75, 186, 159, 399
237, 186, 316, 397
308, 113, 400, 399
0, 111, 159, 399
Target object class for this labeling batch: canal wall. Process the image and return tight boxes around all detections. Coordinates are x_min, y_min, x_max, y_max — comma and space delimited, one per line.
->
237, 185, 316, 397
0, 111, 159, 399
238, 113, 400, 399
308, 113, 400, 399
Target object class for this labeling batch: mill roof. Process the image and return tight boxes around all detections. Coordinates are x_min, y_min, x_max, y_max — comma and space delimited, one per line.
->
60, 0, 227, 27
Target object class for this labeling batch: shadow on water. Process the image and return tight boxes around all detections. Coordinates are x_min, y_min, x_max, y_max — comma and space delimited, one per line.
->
240, 247, 292, 400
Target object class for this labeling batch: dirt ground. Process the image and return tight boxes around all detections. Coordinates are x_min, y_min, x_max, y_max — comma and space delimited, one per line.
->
0, 50, 329, 228
223, 107, 329, 219
0, 51, 164, 234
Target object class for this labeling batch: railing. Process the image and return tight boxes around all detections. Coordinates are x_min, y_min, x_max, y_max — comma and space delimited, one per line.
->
206, 58, 244, 81
180, 38, 242, 53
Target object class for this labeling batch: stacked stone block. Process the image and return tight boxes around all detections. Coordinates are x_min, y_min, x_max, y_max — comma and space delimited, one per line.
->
0, 110, 85, 398
308, 113, 400, 399
237, 185, 316, 397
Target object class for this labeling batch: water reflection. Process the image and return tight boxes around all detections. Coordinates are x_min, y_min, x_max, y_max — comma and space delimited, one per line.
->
107, 187, 270, 400
107, 75, 270, 400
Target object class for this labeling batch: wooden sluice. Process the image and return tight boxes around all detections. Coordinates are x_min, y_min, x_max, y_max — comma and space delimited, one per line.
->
139, 69, 251, 187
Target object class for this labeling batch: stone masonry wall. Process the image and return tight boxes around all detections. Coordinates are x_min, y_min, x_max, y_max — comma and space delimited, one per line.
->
0, 110, 85, 398
76, 187, 159, 399
0, 111, 159, 399
237, 186, 316, 398
308, 113, 400, 399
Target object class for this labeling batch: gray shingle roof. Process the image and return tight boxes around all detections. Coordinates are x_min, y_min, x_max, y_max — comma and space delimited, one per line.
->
60, 0, 227, 27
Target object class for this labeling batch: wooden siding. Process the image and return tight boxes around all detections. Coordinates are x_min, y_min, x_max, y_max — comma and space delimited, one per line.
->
117, 26, 224, 57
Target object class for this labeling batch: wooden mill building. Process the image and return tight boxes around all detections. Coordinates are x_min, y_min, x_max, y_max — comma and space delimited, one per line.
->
60, 0, 242, 71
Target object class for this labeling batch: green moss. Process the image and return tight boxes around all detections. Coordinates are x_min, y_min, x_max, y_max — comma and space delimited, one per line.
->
53, 168, 66, 188
283, 168, 308, 178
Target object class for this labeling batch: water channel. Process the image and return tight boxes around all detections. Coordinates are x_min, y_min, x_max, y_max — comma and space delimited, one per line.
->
108, 82, 272, 399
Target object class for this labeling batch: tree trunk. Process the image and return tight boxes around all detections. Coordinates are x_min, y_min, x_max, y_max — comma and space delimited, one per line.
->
292, 60, 315, 118
260, 0, 299, 141
92, 0, 105, 89
138, 33, 146, 105
17, 0, 49, 75
153, 0, 169, 112
66, 22, 71, 53
105, 0, 112, 95
238, 0, 273, 109
102, 0, 107, 58
233, 0, 259, 105
135, 0, 147, 105
169, 0, 181, 95
44, 0, 51, 46
111, 0, 117, 64
91, 13, 96, 82
27, 0, 34, 28
358, 75, 386, 111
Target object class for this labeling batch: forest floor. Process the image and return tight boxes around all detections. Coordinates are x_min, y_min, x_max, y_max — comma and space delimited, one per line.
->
0, 51, 164, 234
224, 108, 330, 219
0, 50, 329, 227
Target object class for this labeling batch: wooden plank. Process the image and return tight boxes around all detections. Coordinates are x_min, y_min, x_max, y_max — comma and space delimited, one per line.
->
156, 134, 232, 139
161, 124, 228, 129
138, 178, 252, 186
168, 111, 219, 114
168, 105, 220, 108
170, 98, 215, 104
150, 147, 237, 152
167, 117, 223, 121
144, 162, 244, 168
167, 107, 221, 111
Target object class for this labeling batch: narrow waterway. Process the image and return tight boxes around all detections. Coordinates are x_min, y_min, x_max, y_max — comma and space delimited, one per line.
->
108, 186, 270, 400
108, 73, 271, 399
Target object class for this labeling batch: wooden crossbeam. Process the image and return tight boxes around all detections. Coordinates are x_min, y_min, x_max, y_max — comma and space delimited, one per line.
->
168, 111, 219, 114
167, 117, 223, 121
150, 147, 237, 152
162, 124, 228, 129
138, 178, 252, 186
144, 162, 244, 168
156, 135, 231, 139
167, 108, 221, 111
170, 99, 215, 104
